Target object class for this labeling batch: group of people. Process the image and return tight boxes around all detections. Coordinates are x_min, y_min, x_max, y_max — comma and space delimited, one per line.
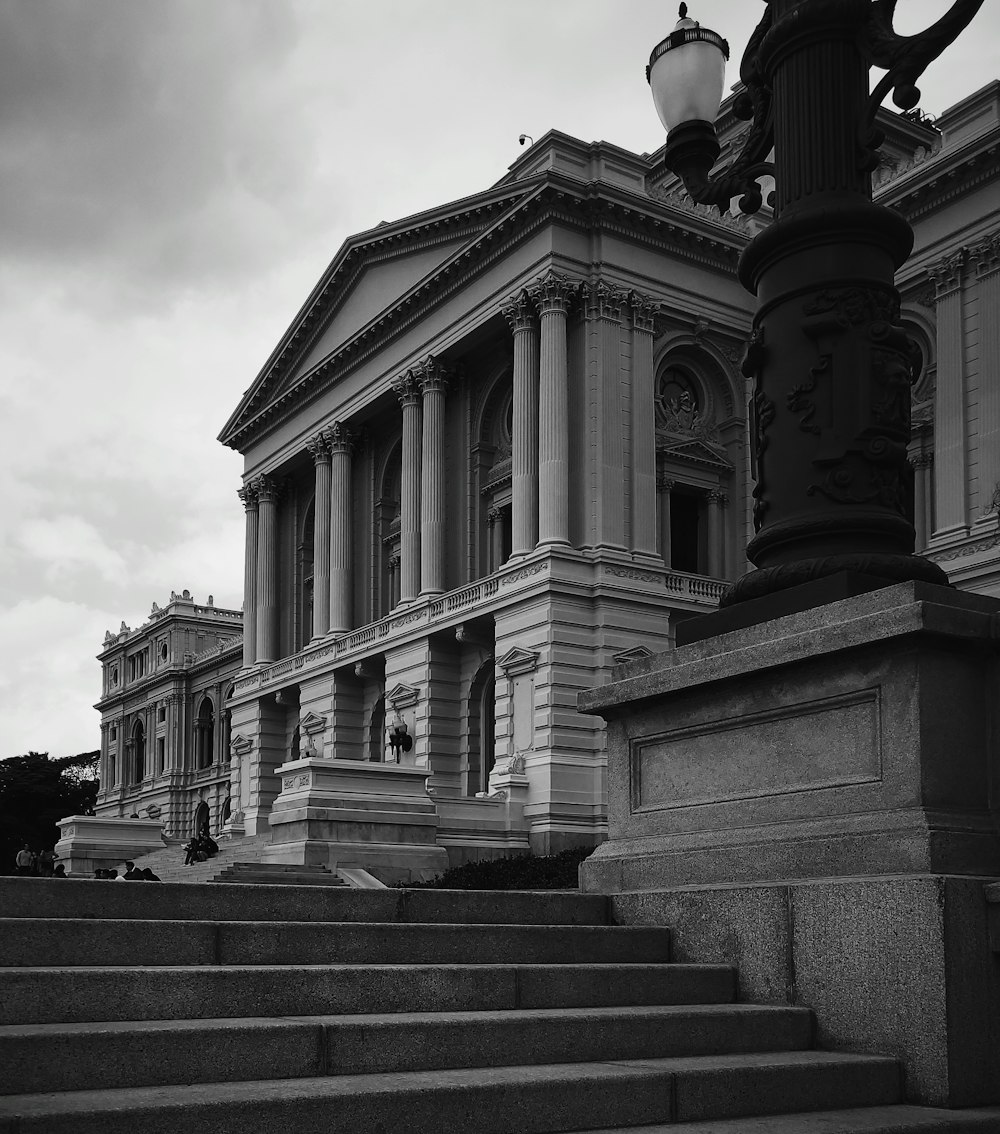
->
14, 844, 65, 877
95, 861, 160, 881
183, 831, 219, 865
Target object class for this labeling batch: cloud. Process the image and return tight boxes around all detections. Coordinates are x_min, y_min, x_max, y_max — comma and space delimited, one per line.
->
16, 516, 127, 584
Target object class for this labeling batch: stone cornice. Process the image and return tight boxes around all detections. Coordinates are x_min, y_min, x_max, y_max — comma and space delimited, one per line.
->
880, 132, 1000, 223
220, 173, 745, 453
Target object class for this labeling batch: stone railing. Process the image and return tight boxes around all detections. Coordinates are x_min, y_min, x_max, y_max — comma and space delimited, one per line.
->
663, 571, 727, 602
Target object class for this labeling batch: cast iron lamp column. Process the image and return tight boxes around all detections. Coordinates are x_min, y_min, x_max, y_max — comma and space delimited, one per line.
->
649, 0, 983, 606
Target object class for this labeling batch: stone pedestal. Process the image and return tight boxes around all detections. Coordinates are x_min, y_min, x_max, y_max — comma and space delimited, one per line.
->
264, 757, 448, 883
54, 815, 168, 876
579, 581, 1000, 1106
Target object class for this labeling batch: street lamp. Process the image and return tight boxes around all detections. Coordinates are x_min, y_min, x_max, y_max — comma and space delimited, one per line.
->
648, 1, 983, 610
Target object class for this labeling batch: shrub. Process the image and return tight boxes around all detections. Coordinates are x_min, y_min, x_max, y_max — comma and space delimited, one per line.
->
403, 846, 593, 890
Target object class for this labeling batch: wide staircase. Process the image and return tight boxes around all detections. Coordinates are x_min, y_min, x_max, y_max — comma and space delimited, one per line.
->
1, 877, 999, 1133
125, 831, 275, 882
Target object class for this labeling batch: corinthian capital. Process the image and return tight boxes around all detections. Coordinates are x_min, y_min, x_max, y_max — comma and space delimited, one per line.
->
305, 431, 331, 462
252, 474, 282, 502
971, 231, 1000, 278
583, 279, 627, 323
629, 290, 659, 333
324, 421, 355, 454
528, 269, 576, 316
237, 482, 259, 509
927, 249, 965, 298
500, 289, 536, 334
416, 355, 450, 395
393, 369, 423, 407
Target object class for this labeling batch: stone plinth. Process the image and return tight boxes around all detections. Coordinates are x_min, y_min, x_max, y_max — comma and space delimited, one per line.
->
54, 815, 168, 876
578, 580, 1000, 1106
581, 581, 1000, 890
264, 758, 448, 883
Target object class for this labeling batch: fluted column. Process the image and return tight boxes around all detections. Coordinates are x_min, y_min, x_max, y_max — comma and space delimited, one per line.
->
630, 292, 659, 555
911, 453, 933, 551
418, 359, 448, 595
501, 290, 539, 555
707, 490, 728, 579
254, 475, 280, 663
238, 483, 259, 667
531, 271, 575, 546
394, 372, 423, 603
307, 432, 332, 639
929, 251, 967, 537
972, 234, 1000, 524
327, 422, 355, 632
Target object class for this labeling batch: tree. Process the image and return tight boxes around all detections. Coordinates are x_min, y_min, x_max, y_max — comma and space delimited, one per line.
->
0, 751, 99, 874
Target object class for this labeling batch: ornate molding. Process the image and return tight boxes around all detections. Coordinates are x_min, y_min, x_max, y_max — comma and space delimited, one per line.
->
230, 733, 253, 758
497, 646, 539, 676
500, 289, 536, 334
387, 682, 419, 709
305, 431, 331, 462
629, 290, 659, 333
251, 474, 282, 503
971, 232, 1000, 278
583, 280, 627, 323
528, 269, 576, 316
927, 249, 965, 298
237, 483, 259, 510
299, 711, 327, 737
613, 645, 655, 666
393, 370, 423, 407
416, 355, 450, 395
324, 420, 355, 454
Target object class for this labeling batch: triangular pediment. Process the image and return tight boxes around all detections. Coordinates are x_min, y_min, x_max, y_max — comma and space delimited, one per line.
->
386, 682, 419, 708
299, 711, 327, 737
219, 183, 535, 450
657, 436, 733, 472
497, 646, 539, 675
613, 645, 655, 665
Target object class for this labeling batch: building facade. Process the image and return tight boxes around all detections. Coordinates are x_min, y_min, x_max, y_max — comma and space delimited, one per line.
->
94, 590, 242, 839
95, 82, 1000, 869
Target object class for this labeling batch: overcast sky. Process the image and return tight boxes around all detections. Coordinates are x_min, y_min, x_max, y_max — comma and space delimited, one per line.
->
1, 0, 997, 760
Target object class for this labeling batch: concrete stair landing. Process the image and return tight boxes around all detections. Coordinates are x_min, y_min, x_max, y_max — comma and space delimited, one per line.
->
1, 878, 998, 1133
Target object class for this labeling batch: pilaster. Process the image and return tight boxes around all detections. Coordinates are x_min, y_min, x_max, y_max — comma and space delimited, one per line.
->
585, 280, 628, 550
630, 291, 659, 556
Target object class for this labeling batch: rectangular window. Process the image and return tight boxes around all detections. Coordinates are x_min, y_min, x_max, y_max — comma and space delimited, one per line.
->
157, 736, 166, 773
110, 726, 117, 741
158, 706, 166, 723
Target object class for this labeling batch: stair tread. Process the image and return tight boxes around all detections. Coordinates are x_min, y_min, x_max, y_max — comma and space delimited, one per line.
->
0, 1002, 812, 1037
0, 1050, 900, 1114
576, 1106, 1000, 1132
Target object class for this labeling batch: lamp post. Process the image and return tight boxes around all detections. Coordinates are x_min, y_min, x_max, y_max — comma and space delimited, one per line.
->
649, 1, 983, 608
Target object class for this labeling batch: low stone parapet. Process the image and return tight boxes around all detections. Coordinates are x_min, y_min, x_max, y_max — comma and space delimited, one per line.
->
54, 815, 167, 876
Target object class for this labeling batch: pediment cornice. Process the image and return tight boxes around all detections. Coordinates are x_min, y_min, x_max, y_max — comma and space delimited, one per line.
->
220, 173, 746, 452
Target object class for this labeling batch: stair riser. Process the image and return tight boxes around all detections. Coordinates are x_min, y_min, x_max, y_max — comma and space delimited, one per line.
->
0, 1008, 813, 1095
0, 965, 735, 1025
0, 920, 671, 968
0, 879, 610, 925
0, 1060, 902, 1134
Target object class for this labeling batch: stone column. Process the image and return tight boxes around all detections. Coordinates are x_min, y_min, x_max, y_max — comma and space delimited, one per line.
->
238, 484, 259, 668
387, 554, 401, 610
501, 290, 539, 556
707, 490, 728, 579
585, 280, 627, 549
327, 422, 355, 633
972, 234, 1000, 525
254, 475, 280, 664
630, 292, 659, 555
928, 251, 967, 538
658, 477, 673, 568
307, 432, 332, 639
394, 373, 423, 603
531, 271, 575, 547
418, 359, 448, 595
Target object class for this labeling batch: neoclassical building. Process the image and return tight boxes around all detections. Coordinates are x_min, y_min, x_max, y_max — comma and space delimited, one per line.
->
92, 81, 1000, 872
93, 590, 242, 839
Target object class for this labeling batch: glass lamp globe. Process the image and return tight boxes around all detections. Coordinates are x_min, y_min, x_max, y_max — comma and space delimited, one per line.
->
647, 4, 729, 134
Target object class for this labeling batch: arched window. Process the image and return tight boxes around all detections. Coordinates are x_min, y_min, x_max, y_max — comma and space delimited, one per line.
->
131, 720, 145, 784
194, 800, 210, 838
475, 369, 514, 577
467, 662, 496, 795
196, 697, 215, 769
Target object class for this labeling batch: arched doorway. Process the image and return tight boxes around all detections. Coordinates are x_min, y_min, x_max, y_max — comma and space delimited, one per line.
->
196, 697, 215, 768
368, 694, 386, 761
194, 800, 210, 837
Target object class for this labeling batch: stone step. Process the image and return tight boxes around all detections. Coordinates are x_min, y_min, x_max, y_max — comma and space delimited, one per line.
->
213, 863, 348, 886
576, 1107, 1000, 1133
0, 1004, 815, 1095
0, 962, 736, 1025
0, 918, 671, 968
0, 1051, 903, 1134
0, 877, 610, 925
